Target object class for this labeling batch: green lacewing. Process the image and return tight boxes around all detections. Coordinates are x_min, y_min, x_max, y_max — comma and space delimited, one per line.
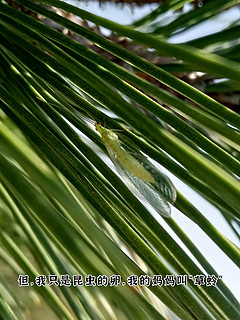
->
95, 123, 176, 218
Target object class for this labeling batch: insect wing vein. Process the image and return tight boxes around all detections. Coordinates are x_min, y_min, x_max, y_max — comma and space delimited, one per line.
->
107, 147, 171, 218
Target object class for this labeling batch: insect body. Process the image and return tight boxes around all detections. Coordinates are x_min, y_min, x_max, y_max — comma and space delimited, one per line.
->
95, 123, 176, 218
95, 124, 154, 183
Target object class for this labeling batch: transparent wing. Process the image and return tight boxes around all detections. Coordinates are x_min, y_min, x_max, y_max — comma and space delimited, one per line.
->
120, 137, 177, 204
106, 146, 171, 218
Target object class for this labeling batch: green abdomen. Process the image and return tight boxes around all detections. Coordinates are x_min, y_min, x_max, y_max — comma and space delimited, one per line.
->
113, 145, 154, 183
